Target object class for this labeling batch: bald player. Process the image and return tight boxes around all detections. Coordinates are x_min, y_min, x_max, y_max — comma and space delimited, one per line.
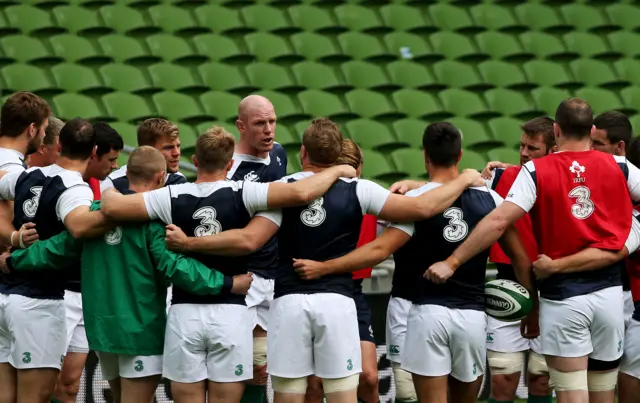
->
227, 95, 288, 403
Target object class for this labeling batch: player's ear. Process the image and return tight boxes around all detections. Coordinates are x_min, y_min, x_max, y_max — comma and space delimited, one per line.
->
300, 145, 308, 165
553, 123, 560, 139
225, 159, 234, 173
191, 155, 198, 168
157, 171, 166, 188
91, 145, 98, 158
457, 149, 463, 163
235, 119, 244, 134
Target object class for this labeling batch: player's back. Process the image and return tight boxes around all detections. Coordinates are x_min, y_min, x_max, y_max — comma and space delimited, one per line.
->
101, 164, 187, 193
394, 183, 502, 310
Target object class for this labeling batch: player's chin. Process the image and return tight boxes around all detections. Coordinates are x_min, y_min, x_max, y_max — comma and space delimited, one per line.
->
259, 139, 275, 151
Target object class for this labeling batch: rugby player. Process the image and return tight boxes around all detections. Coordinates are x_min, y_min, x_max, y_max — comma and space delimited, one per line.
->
161, 118, 484, 403
0, 118, 112, 403
100, 126, 357, 403
26, 116, 63, 168
2, 146, 254, 403
428, 98, 640, 403
226, 95, 288, 403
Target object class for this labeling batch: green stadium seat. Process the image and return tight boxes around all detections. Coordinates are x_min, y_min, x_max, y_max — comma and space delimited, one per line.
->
110, 122, 138, 148
2, 64, 58, 94
439, 88, 496, 120
475, 32, 533, 62
392, 89, 449, 120
523, 60, 577, 89
393, 119, 426, 149
194, 5, 251, 36
100, 63, 156, 94
470, 4, 526, 34
98, 35, 159, 65
459, 150, 487, 171
288, 5, 344, 35
386, 60, 442, 92
570, 59, 627, 89
563, 32, 620, 61
0, 12, 18, 36
337, 32, 395, 63
176, 124, 197, 152
579, 87, 629, 115
293, 121, 310, 139
200, 91, 242, 122
341, 61, 399, 92
4, 5, 64, 36
245, 33, 304, 64
428, 4, 479, 34
51, 63, 108, 94
487, 148, 520, 166
102, 92, 156, 123
346, 119, 407, 150
245, 63, 304, 93
298, 90, 354, 120
433, 60, 491, 92
383, 32, 441, 64
429, 32, 488, 62
488, 116, 525, 149
52, 6, 112, 36
519, 31, 578, 61
50, 34, 111, 65
192, 34, 254, 64
631, 116, 640, 134
99, 6, 160, 37
148, 5, 206, 36
514, 4, 571, 34
605, 4, 640, 32
531, 87, 572, 116
146, 34, 205, 65
241, 5, 299, 35
24, 0, 69, 8
273, 126, 300, 150
379, 4, 434, 34
334, 4, 388, 34
287, 152, 301, 174
615, 59, 640, 87
449, 116, 497, 149
254, 89, 305, 125
346, 89, 401, 120
478, 61, 531, 90
390, 148, 426, 178
290, 32, 348, 64
197, 62, 256, 94
196, 121, 241, 141
152, 91, 209, 124
560, 4, 618, 34
485, 88, 541, 119
608, 32, 640, 59
216, 0, 252, 6
148, 63, 206, 94
53, 93, 108, 121
360, 149, 399, 180
291, 61, 352, 93
1, 35, 62, 65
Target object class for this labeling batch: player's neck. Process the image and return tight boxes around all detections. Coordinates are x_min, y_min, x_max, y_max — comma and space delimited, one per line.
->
56, 156, 88, 176
235, 142, 268, 159
557, 138, 592, 152
195, 169, 227, 183
0, 136, 27, 156
427, 166, 459, 184
301, 163, 325, 174
130, 183, 156, 193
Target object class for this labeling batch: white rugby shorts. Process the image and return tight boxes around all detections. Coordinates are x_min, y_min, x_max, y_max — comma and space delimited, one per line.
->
64, 290, 89, 354
0, 293, 66, 370
402, 304, 486, 383
98, 352, 163, 381
163, 303, 254, 383
624, 290, 634, 329
620, 318, 640, 380
486, 316, 542, 355
245, 275, 274, 332
268, 293, 361, 379
385, 296, 411, 364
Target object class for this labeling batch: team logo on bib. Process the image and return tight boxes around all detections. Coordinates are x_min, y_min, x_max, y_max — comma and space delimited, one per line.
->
193, 207, 222, 237
104, 226, 122, 245
23, 186, 42, 218
300, 198, 326, 227
442, 207, 468, 242
569, 161, 586, 183
244, 171, 259, 182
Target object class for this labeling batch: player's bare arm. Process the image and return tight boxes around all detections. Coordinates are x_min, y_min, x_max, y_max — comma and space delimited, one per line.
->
481, 161, 513, 180
293, 228, 410, 280
388, 179, 427, 195
497, 225, 534, 292
533, 249, 627, 280
0, 170, 38, 247
64, 206, 113, 239
101, 189, 149, 221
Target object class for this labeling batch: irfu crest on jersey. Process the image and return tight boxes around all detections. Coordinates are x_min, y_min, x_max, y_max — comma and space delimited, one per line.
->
23, 186, 43, 218
104, 226, 123, 245
300, 198, 326, 227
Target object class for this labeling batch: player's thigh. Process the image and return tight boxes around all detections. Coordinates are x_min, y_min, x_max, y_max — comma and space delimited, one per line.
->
401, 304, 452, 378
590, 286, 625, 362
620, 319, 640, 380
6, 295, 66, 371
539, 295, 593, 358
120, 375, 161, 403
450, 309, 487, 383
385, 297, 411, 364
97, 352, 121, 382
267, 294, 314, 379
58, 352, 87, 386
312, 293, 362, 379
486, 316, 529, 353
162, 304, 209, 383
205, 304, 254, 383
0, 294, 11, 365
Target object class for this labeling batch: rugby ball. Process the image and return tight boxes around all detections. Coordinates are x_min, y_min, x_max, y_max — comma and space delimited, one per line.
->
485, 279, 533, 322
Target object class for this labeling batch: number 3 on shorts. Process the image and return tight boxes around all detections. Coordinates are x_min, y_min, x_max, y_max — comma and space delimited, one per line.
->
569, 186, 594, 220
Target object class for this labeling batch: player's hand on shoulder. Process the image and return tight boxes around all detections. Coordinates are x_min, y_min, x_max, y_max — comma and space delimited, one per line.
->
293, 258, 328, 280
165, 224, 189, 252
532, 254, 557, 279
424, 261, 454, 284
231, 272, 253, 295
17, 222, 38, 248
481, 161, 508, 180
389, 179, 423, 195
461, 169, 484, 188
336, 164, 357, 178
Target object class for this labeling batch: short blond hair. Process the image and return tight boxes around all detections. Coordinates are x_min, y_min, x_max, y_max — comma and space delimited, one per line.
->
44, 116, 64, 145
196, 126, 235, 172
302, 118, 344, 166
127, 146, 166, 184
335, 139, 362, 170
137, 118, 179, 147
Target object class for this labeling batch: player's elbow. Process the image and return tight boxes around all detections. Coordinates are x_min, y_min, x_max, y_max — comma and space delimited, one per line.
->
488, 209, 511, 235
66, 223, 86, 240
237, 234, 261, 254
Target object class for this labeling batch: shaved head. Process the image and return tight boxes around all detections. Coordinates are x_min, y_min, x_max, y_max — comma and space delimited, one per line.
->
236, 95, 277, 157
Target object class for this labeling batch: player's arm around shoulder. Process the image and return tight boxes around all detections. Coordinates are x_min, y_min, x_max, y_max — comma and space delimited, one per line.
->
100, 188, 151, 221
4, 229, 81, 273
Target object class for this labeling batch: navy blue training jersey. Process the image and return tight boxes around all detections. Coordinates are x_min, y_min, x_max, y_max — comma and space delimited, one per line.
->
0, 165, 93, 299
143, 180, 276, 305
391, 183, 503, 310
101, 165, 187, 194
272, 172, 389, 299
226, 143, 287, 279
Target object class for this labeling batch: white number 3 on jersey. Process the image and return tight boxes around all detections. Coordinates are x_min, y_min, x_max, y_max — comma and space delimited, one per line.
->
193, 207, 222, 237
300, 198, 326, 227
443, 207, 468, 242
23, 186, 42, 218
569, 186, 594, 220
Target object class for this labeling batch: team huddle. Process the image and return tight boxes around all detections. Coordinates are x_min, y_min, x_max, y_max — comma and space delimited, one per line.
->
0, 91, 637, 403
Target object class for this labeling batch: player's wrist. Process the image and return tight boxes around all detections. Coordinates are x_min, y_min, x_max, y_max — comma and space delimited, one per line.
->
9, 231, 17, 248
445, 255, 461, 271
